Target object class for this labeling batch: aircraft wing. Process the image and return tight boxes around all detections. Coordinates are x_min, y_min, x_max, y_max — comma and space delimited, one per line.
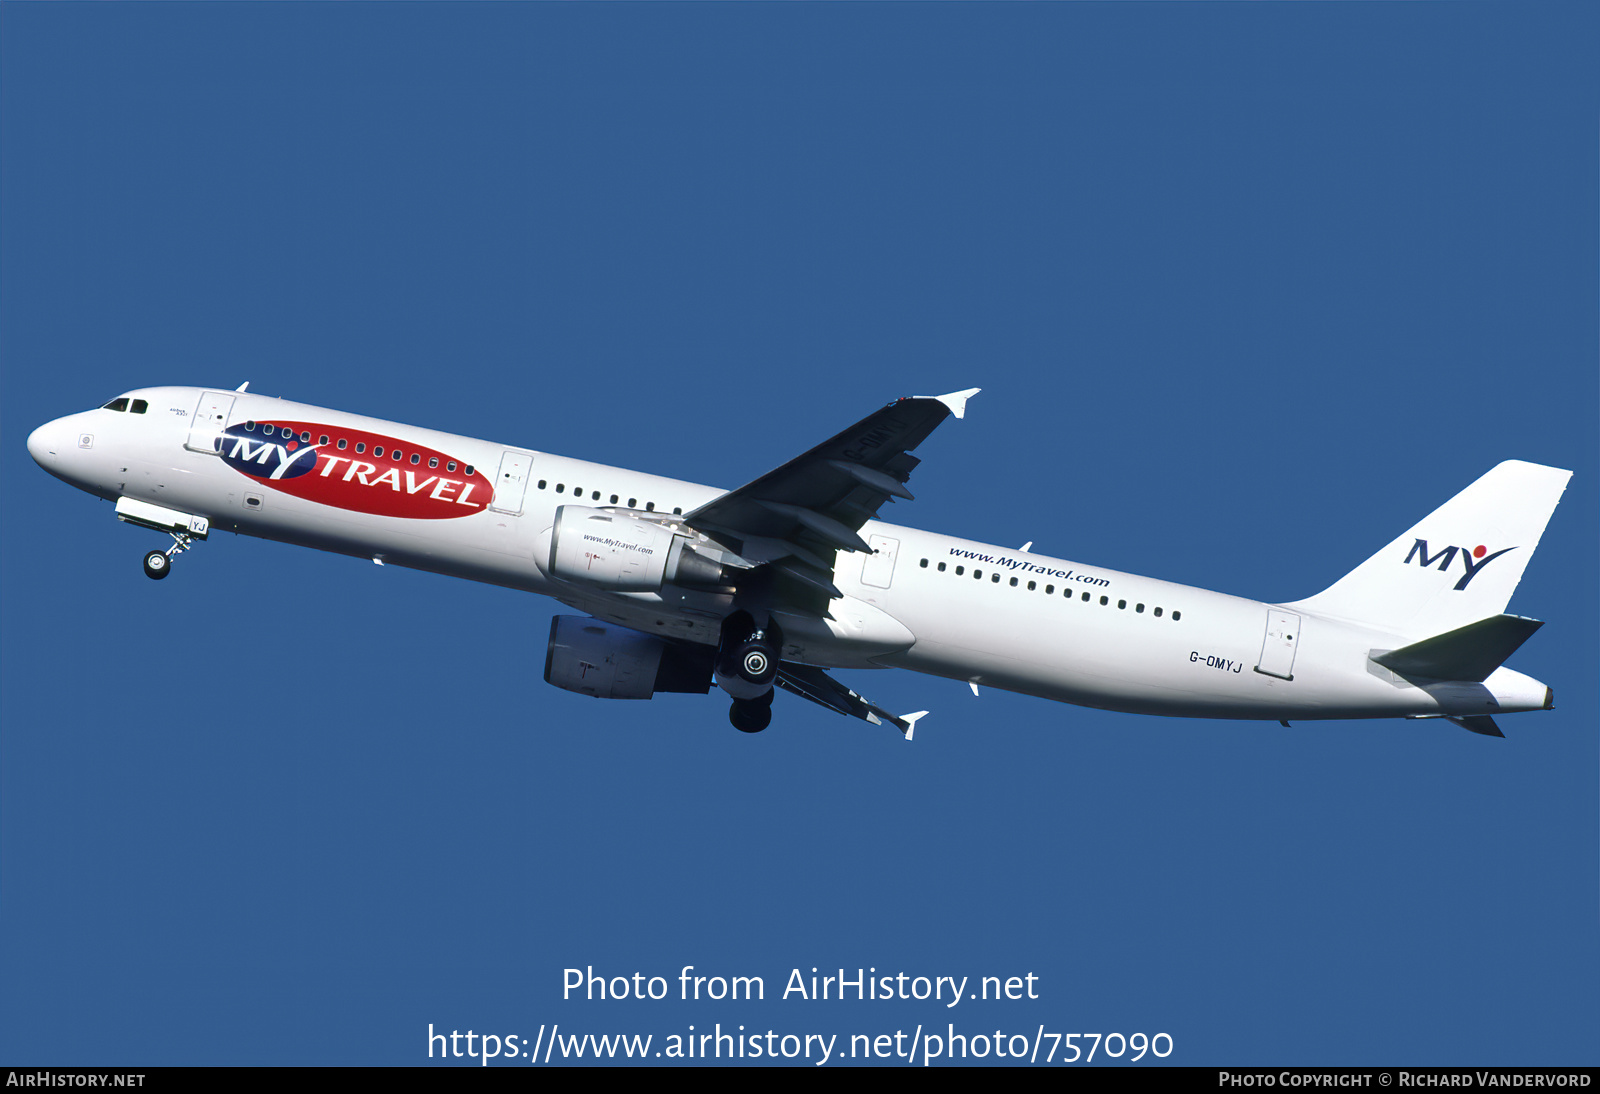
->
683, 388, 978, 597
776, 662, 928, 739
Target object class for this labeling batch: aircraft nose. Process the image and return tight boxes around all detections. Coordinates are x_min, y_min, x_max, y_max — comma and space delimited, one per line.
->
27, 420, 60, 467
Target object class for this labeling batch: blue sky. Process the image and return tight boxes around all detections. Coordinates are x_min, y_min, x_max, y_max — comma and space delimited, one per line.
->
2, 4, 1595, 1067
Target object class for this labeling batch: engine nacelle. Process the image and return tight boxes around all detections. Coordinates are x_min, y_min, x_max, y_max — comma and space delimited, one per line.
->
543, 616, 713, 700
547, 506, 725, 591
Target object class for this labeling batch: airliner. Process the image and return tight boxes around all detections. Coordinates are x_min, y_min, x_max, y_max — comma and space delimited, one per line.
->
26, 385, 1570, 738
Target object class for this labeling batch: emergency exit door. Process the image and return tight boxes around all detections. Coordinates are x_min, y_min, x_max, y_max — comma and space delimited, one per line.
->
861, 535, 900, 589
489, 450, 533, 515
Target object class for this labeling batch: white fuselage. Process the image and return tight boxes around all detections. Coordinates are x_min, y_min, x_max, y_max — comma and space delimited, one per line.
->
27, 387, 1551, 724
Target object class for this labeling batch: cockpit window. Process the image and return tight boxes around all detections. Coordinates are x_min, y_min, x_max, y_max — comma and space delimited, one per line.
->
102, 398, 130, 412
130, 399, 148, 414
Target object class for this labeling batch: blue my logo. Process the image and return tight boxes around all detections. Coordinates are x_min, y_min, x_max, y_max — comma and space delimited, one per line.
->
1403, 539, 1517, 591
217, 424, 321, 481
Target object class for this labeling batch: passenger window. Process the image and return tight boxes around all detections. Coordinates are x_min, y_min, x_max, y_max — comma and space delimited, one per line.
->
131, 400, 148, 414
245, 421, 256, 431
373, 446, 383, 457
611, 495, 619, 504
573, 487, 582, 497
992, 573, 1001, 583
974, 570, 982, 580
429, 457, 438, 468
646, 502, 655, 511
937, 562, 946, 572
594, 491, 602, 501
356, 443, 366, 453
1082, 592, 1090, 601
556, 484, 565, 493
1027, 581, 1035, 590
538, 480, 546, 490
101, 398, 129, 412
920, 559, 929, 568
1045, 584, 1053, 594
1010, 577, 1018, 587
1100, 596, 1109, 605
301, 432, 311, 442
1172, 611, 1182, 621
1154, 607, 1163, 617
628, 498, 637, 508
320, 435, 329, 446
337, 438, 348, 450
411, 454, 421, 465
672, 506, 682, 515
393, 450, 403, 462
447, 461, 457, 472
955, 566, 964, 575
1136, 603, 1145, 613
465, 466, 474, 476
1118, 599, 1126, 609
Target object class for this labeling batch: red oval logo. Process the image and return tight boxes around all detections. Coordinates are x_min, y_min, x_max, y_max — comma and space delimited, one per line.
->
222, 422, 489, 519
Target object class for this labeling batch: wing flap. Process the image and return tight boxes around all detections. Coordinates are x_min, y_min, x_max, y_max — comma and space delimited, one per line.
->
776, 662, 926, 737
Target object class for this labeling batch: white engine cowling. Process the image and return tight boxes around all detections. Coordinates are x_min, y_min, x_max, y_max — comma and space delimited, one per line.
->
543, 616, 713, 699
547, 506, 724, 591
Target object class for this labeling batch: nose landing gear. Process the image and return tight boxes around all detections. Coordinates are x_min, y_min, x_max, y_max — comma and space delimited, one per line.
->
141, 529, 201, 581
115, 498, 210, 582
142, 550, 171, 580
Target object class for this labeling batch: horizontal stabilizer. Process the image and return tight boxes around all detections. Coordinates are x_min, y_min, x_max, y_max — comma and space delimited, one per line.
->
1372, 614, 1543, 682
1448, 715, 1505, 738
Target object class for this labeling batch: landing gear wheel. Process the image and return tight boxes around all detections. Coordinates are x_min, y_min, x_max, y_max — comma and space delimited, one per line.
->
142, 550, 171, 580
729, 698, 773, 733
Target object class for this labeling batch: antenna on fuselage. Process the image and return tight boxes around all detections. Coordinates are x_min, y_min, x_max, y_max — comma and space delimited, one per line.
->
235, 381, 250, 392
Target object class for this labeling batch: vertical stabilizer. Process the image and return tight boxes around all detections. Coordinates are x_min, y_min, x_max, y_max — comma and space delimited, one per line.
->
1288, 460, 1570, 640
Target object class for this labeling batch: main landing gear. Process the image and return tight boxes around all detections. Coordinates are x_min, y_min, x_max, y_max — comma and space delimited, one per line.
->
729, 690, 773, 734
141, 529, 200, 581
717, 610, 783, 734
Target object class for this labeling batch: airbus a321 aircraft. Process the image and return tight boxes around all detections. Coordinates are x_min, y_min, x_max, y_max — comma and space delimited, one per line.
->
28, 385, 1569, 738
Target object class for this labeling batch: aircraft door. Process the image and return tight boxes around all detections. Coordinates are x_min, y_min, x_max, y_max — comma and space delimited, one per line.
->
1255, 609, 1301, 680
489, 450, 533, 515
861, 534, 900, 589
185, 392, 236, 453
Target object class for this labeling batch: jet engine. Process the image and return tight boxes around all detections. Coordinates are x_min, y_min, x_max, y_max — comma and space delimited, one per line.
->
546, 506, 726, 591
543, 616, 713, 700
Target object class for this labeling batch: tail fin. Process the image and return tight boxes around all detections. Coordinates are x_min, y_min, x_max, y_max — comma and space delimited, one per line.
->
1288, 460, 1570, 639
